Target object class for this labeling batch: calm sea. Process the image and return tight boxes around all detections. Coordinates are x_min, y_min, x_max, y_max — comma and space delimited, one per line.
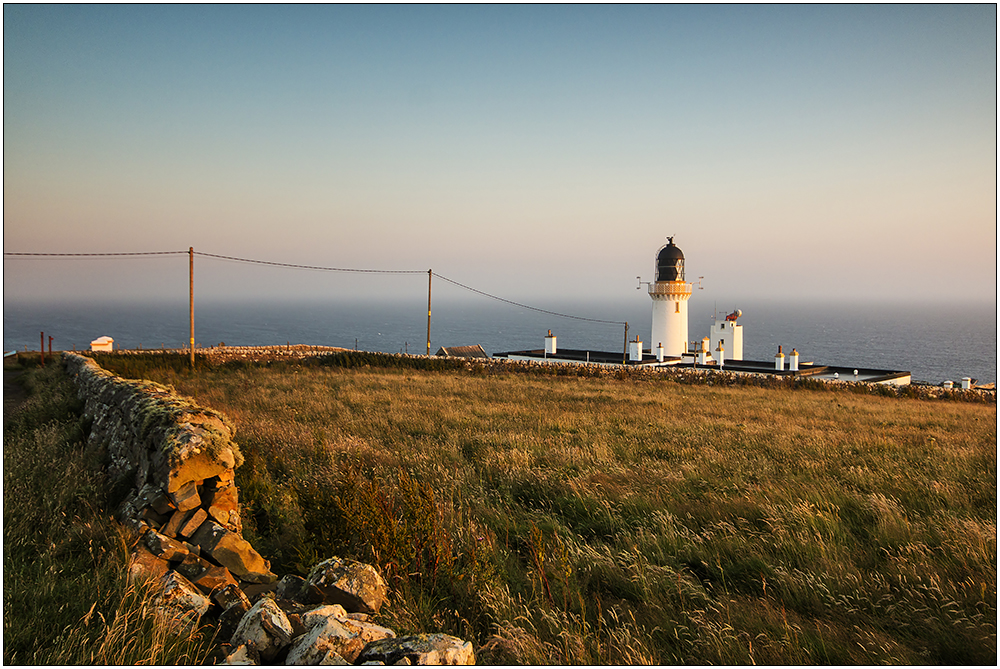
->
4, 297, 996, 385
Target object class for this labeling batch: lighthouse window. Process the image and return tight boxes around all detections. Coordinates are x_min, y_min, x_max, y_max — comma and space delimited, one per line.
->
675, 303, 680, 313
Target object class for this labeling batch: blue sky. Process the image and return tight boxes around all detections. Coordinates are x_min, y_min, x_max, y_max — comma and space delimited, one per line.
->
4, 4, 996, 308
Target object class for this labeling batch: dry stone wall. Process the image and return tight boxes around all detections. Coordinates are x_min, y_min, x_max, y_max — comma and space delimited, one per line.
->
62, 353, 476, 665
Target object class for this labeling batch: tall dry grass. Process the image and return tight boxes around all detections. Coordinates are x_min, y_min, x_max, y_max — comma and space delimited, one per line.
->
93, 353, 997, 664
3, 356, 216, 665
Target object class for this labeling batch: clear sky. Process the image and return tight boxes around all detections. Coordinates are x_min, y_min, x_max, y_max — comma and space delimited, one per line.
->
4, 4, 996, 308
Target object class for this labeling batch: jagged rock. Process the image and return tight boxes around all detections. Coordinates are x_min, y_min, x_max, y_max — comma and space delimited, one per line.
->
190, 519, 275, 584
218, 599, 252, 644
317, 650, 351, 665
305, 557, 388, 615
277, 574, 321, 604
213, 583, 252, 611
143, 529, 191, 561
175, 552, 211, 580
194, 564, 240, 596
220, 642, 260, 665
161, 508, 189, 537
284, 616, 366, 665
285, 603, 396, 665
155, 570, 211, 635
205, 484, 240, 528
355, 634, 475, 666
338, 616, 396, 647
232, 597, 294, 662
169, 480, 202, 512
178, 507, 208, 538
300, 604, 348, 630
128, 546, 171, 584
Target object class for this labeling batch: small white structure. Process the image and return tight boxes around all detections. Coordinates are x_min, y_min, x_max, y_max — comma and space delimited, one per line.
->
775, 345, 785, 371
648, 238, 692, 358
789, 348, 800, 372
697, 337, 711, 365
90, 336, 114, 352
710, 309, 744, 361
545, 330, 557, 356
655, 342, 664, 362
715, 341, 725, 368
628, 338, 643, 362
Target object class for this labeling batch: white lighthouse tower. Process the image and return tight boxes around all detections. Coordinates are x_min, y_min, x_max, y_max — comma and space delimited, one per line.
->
649, 237, 693, 358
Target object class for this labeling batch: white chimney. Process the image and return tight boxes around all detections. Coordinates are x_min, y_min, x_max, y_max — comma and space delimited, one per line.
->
962, 377, 972, 389
789, 348, 799, 371
715, 341, 725, 368
545, 330, 557, 356
656, 342, 664, 362
629, 338, 643, 362
775, 345, 785, 371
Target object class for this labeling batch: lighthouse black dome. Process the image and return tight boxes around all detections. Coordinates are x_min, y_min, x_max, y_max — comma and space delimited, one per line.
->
655, 237, 685, 282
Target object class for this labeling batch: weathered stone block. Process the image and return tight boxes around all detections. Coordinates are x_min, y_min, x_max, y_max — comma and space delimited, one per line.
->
143, 529, 191, 562
161, 508, 190, 538
193, 564, 240, 596
178, 507, 208, 538
155, 570, 211, 636
231, 597, 294, 662
128, 546, 171, 585
175, 552, 211, 581
170, 480, 202, 513
190, 519, 275, 584
300, 604, 348, 630
285, 616, 366, 665
305, 557, 387, 615
355, 634, 475, 666
212, 582, 252, 611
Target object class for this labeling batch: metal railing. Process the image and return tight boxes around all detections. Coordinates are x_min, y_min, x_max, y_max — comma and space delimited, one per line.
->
647, 281, 692, 297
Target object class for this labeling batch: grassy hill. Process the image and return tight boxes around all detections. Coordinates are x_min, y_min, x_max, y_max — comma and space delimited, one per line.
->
9, 352, 997, 664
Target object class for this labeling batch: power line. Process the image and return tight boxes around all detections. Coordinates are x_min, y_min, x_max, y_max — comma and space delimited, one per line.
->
193, 251, 425, 274
4, 251, 188, 256
4, 248, 626, 325
433, 272, 625, 325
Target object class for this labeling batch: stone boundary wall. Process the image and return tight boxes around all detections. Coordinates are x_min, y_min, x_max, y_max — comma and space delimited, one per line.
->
62, 353, 477, 664
62, 354, 275, 621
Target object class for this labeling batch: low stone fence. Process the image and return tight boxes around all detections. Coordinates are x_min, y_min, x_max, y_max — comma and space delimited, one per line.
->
62, 353, 475, 665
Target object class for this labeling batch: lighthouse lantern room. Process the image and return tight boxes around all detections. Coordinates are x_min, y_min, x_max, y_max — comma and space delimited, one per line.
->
649, 237, 693, 358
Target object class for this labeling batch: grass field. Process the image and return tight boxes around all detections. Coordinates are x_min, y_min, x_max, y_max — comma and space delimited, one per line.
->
13, 352, 997, 664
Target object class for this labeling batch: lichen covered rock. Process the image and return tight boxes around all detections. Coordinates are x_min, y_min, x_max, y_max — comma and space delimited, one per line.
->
305, 557, 388, 615
231, 597, 294, 662
355, 634, 475, 666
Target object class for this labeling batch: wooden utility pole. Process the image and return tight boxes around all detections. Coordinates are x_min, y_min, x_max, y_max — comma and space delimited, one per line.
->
189, 247, 195, 368
426, 269, 432, 356
40, 331, 45, 366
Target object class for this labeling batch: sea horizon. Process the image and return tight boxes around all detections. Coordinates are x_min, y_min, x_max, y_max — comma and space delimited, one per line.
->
4, 295, 997, 386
